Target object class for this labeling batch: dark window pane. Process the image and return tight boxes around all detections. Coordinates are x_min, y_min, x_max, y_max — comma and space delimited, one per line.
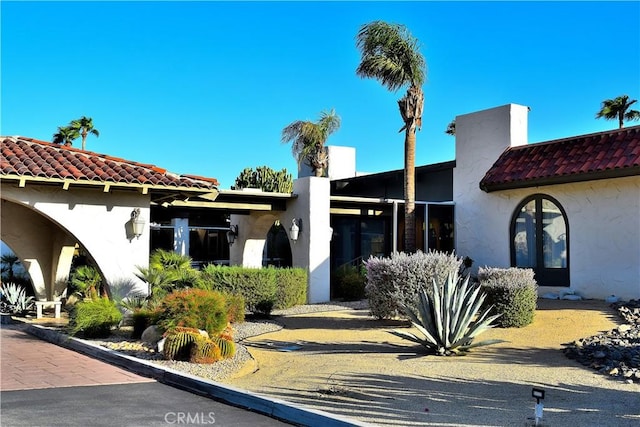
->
514, 200, 536, 267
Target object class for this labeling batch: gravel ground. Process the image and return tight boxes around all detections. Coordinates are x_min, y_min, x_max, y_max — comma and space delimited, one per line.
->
93, 300, 368, 382
87, 299, 640, 426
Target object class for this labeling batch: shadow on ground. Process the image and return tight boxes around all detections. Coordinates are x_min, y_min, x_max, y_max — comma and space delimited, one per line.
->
259, 372, 640, 426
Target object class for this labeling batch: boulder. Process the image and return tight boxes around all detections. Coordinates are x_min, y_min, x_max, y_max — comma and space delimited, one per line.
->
141, 325, 163, 345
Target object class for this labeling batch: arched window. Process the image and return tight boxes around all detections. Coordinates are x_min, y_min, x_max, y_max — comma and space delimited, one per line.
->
510, 194, 569, 287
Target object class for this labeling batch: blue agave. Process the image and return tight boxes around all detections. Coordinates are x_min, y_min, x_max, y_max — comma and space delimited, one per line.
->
389, 272, 503, 355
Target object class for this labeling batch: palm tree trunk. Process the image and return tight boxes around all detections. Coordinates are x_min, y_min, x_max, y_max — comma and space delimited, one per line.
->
81, 130, 87, 151
404, 129, 416, 253
398, 85, 423, 253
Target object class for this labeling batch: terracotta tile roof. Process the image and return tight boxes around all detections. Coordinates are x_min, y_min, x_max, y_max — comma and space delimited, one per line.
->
0, 136, 219, 190
480, 126, 640, 192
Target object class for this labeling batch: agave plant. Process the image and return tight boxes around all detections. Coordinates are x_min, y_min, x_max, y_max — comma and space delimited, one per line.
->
389, 272, 503, 355
0, 282, 34, 315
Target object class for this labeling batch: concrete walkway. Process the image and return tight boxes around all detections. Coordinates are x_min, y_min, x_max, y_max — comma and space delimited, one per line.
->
1, 324, 151, 390
0, 322, 367, 427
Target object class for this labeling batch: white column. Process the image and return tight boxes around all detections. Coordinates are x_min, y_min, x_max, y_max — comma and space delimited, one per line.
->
288, 177, 331, 303
172, 218, 189, 256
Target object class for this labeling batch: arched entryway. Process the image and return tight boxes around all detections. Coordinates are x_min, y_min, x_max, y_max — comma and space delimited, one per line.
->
510, 194, 569, 287
263, 221, 292, 267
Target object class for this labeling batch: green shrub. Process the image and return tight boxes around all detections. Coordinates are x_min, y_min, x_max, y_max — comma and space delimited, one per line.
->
254, 299, 274, 317
274, 268, 307, 308
131, 308, 161, 339
223, 292, 246, 324
200, 265, 307, 312
332, 264, 366, 301
69, 297, 122, 338
478, 267, 538, 328
157, 289, 228, 336
200, 265, 275, 311
364, 250, 463, 319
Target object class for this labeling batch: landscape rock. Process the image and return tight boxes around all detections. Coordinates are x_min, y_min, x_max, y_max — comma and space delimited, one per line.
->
141, 325, 163, 345
563, 299, 640, 383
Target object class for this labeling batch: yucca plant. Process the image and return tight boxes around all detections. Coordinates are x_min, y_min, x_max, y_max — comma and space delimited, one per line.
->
389, 272, 503, 355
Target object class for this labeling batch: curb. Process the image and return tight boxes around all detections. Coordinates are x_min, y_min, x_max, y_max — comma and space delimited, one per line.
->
23, 323, 371, 427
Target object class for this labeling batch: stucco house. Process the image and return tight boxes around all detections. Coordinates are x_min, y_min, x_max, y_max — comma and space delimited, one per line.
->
455, 104, 639, 301
330, 104, 640, 300
2, 103, 638, 304
0, 136, 218, 300
0, 137, 331, 303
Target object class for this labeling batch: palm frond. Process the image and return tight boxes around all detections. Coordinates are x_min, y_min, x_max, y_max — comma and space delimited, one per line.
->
356, 20, 426, 91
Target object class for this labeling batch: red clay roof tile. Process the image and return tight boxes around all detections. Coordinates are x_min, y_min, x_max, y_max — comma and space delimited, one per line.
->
0, 136, 219, 189
480, 126, 640, 192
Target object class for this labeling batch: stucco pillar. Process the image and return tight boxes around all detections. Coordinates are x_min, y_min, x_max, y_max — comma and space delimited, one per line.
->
287, 177, 331, 303
453, 104, 529, 272
51, 229, 76, 299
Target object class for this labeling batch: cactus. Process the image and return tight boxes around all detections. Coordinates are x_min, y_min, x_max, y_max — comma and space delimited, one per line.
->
163, 327, 201, 361
211, 336, 235, 359
231, 166, 293, 193
190, 337, 223, 364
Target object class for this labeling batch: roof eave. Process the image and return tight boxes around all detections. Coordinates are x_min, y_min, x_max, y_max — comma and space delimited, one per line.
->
480, 167, 640, 193
0, 174, 216, 195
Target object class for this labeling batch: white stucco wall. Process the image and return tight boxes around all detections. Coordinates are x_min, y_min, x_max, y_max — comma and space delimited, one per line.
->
453, 104, 529, 270
327, 146, 356, 180
288, 177, 331, 303
454, 103, 640, 300
536, 178, 640, 300
1, 184, 149, 298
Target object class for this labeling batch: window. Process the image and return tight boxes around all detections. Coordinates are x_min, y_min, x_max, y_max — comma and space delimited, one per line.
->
511, 194, 569, 287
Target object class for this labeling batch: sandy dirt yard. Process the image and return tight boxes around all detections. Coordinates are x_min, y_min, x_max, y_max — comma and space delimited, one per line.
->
223, 299, 640, 426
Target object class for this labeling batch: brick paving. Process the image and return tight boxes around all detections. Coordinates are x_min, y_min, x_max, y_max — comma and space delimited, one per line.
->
0, 324, 154, 391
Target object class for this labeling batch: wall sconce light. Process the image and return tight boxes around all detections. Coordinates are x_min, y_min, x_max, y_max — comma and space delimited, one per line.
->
227, 224, 239, 246
290, 218, 302, 242
131, 208, 145, 239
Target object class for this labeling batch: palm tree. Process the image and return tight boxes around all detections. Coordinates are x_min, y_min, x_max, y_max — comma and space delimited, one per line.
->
356, 21, 426, 252
445, 119, 456, 136
596, 95, 640, 129
52, 126, 80, 147
281, 109, 341, 177
70, 116, 99, 150
1, 253, 20, 283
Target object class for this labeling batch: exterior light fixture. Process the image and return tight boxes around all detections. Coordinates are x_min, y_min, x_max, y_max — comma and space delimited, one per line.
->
531, 388, 545, 426
290, 218, 302, 242
227, 224, 238, 246
131, 208, 145, 239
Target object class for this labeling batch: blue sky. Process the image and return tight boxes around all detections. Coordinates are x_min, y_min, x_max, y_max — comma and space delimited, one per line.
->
2, 1, 639, 188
